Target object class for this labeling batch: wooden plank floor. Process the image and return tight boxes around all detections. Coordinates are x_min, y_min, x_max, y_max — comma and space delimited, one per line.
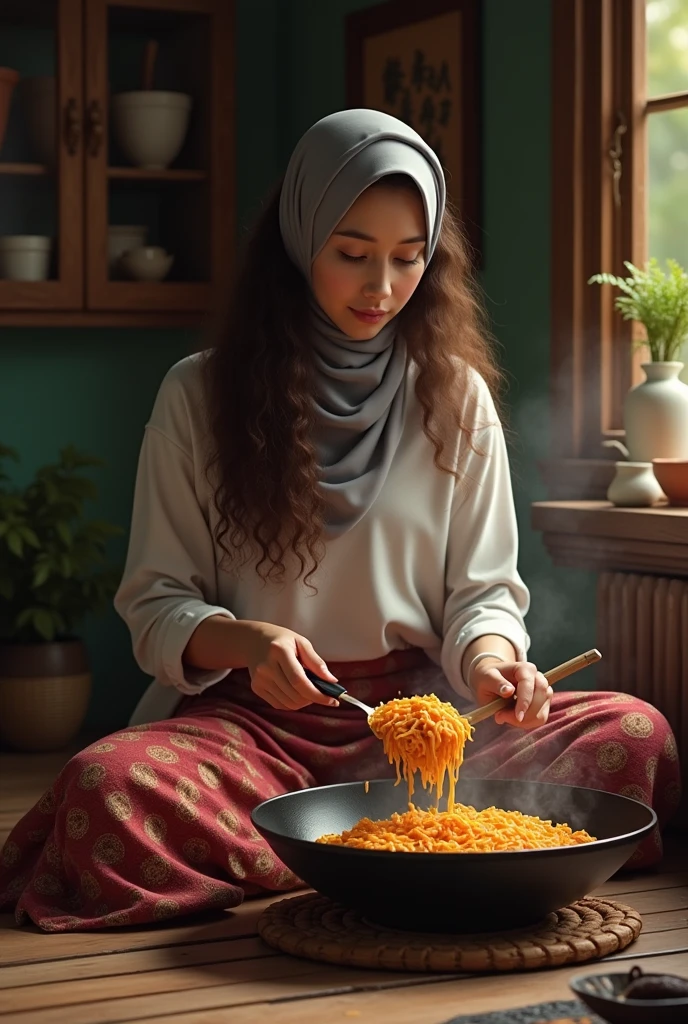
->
1, 747, 687, 1023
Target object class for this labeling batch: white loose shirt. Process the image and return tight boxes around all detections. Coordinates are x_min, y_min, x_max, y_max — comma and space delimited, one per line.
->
115, 354, 530, 726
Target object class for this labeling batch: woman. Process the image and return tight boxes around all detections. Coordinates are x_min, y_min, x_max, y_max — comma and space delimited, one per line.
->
0, 110, 680, 932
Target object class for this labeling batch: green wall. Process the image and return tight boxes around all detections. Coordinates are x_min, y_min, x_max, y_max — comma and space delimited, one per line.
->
0, 0, 598, 735
478, 1, 598, 680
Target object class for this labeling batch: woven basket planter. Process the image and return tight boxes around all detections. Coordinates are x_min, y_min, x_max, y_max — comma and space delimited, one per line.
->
0, 639, 91, 752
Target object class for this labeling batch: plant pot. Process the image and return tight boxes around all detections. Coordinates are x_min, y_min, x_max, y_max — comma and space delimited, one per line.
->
0, 639, 91, 752
0, 67, 19, 155
624, 362, 688, 461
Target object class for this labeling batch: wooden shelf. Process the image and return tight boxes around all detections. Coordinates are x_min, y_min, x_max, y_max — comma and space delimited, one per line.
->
0, 309, 210, 328
531, 500, 688, 577
0, 163, 50, 176
107, 167, 207, 182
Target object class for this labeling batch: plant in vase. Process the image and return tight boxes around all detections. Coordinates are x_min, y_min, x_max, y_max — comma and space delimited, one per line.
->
0, 444, 122, 751
589, 258, 688, 461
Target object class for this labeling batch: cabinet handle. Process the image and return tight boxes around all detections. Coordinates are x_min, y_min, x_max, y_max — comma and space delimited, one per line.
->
86, 100, 104, 157
64, 98, 81, 155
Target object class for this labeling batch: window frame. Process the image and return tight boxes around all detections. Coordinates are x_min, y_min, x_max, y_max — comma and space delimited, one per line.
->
549, 0, 688, 483
549, 0, 645, 471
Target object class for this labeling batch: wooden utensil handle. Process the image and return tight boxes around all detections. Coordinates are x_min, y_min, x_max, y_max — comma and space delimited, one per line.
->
141, 40, 158, 91
464, 648, 602, 727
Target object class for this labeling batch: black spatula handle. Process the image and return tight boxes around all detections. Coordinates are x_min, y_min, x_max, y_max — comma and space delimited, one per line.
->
303, 668, 347, 700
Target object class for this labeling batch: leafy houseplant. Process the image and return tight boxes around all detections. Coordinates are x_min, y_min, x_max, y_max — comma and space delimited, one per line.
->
588, 258, 688, 462
0, 444, 122, 751
588, 258, 688, 362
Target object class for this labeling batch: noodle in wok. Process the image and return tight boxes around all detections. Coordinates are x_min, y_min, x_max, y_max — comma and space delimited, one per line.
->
317, 694, 596, 852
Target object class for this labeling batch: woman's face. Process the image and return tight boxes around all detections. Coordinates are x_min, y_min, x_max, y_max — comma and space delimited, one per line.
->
311, 184, 427, 340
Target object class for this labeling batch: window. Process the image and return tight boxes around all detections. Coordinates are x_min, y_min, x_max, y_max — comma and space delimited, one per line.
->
549, 0, 688, 477
646, 0, 688, 381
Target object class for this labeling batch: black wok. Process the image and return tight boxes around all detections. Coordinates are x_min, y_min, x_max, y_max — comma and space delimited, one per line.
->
252, 778, 656, 933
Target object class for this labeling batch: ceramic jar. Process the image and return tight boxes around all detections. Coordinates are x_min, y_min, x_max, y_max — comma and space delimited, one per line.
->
108, 224, 148, 275
607, 462, 665, 507
0, 235, 51, 281
624, 362, 688, 461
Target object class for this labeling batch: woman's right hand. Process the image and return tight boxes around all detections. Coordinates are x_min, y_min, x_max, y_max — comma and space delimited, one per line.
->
244, 621, 340, 711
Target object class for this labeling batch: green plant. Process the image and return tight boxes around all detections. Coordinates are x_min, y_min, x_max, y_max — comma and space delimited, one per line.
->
0, 444, 123, 643
588, 258, 688, 362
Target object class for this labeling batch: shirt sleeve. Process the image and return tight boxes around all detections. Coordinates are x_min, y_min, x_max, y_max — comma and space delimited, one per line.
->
114, 370, 235, 696
441, 378, 531, 700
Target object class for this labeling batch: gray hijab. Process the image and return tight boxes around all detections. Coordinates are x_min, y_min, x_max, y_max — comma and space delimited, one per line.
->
279, 109, 446, 535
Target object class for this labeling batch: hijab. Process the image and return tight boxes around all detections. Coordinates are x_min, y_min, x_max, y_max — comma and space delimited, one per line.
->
279, 109, 446, 535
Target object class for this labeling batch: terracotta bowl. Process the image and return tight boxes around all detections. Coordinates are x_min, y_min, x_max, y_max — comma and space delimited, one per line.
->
652, 459, 688, 507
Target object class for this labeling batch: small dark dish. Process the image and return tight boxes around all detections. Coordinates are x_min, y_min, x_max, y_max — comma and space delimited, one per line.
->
570, 965, 688, 1024
251, 777, 656, 932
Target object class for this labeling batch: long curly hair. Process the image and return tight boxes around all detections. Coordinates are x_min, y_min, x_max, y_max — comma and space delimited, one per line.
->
203, 176, 503, 585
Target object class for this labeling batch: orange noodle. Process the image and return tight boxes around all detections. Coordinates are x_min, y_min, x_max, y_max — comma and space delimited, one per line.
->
317, 694, 596, 852
367, 694, 473, 812
317, 805, 595, 851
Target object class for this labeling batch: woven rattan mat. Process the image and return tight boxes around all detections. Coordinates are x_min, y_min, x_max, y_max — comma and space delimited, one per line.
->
258, 893, 641, 973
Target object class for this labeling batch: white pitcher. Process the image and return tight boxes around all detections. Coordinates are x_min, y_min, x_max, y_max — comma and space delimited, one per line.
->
624, 362, 688, 461
607, 462, 665, 507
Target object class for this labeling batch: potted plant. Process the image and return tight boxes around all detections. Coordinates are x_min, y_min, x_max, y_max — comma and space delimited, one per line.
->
589, 258, 688, 462
0, 444, 122, 751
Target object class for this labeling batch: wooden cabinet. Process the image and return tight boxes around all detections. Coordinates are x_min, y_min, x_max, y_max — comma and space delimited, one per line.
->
0, 0, 233, 327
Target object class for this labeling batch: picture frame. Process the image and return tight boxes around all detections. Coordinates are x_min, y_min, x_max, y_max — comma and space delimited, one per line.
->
346, 0, 482, 261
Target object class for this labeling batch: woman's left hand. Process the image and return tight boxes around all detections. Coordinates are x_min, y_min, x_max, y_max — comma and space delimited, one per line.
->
470, 659, 553, 729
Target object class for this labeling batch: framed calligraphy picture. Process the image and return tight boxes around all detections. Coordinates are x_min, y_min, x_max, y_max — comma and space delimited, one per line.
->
346, 0, 481, 261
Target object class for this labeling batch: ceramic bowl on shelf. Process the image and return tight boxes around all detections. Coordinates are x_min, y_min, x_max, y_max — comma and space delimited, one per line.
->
119, 245, 174, 282
0, 67, 20, 155
111, 91, 192, 169
0, 235, 52, 281
18, 75, 56, 167
108, 225, 148, 275
652, 459, 688, 507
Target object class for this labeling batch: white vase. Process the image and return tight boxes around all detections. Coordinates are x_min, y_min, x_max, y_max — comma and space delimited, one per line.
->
624, 362, 688, 461
606, 462, 665, 507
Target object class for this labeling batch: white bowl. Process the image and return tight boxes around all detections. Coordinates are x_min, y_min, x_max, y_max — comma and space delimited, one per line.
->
108, 224, 148, 274
119, 245, 174, 282
111, 91, 192, 169
0, 235, 52, 281
18, 75, 56, 167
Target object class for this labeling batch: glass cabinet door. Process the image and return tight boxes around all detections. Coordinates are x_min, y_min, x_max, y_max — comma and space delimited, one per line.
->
84, 0, 233, 315
0, 0, 83, 313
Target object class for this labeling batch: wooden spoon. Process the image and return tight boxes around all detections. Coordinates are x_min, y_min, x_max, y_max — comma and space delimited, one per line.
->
141, 40, 158, 91
463, 648, 602, 725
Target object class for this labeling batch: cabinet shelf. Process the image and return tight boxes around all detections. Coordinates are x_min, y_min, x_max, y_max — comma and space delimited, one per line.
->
0, 163, 50, 176
0, 165, 208, 182
107, 167, 207, 183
